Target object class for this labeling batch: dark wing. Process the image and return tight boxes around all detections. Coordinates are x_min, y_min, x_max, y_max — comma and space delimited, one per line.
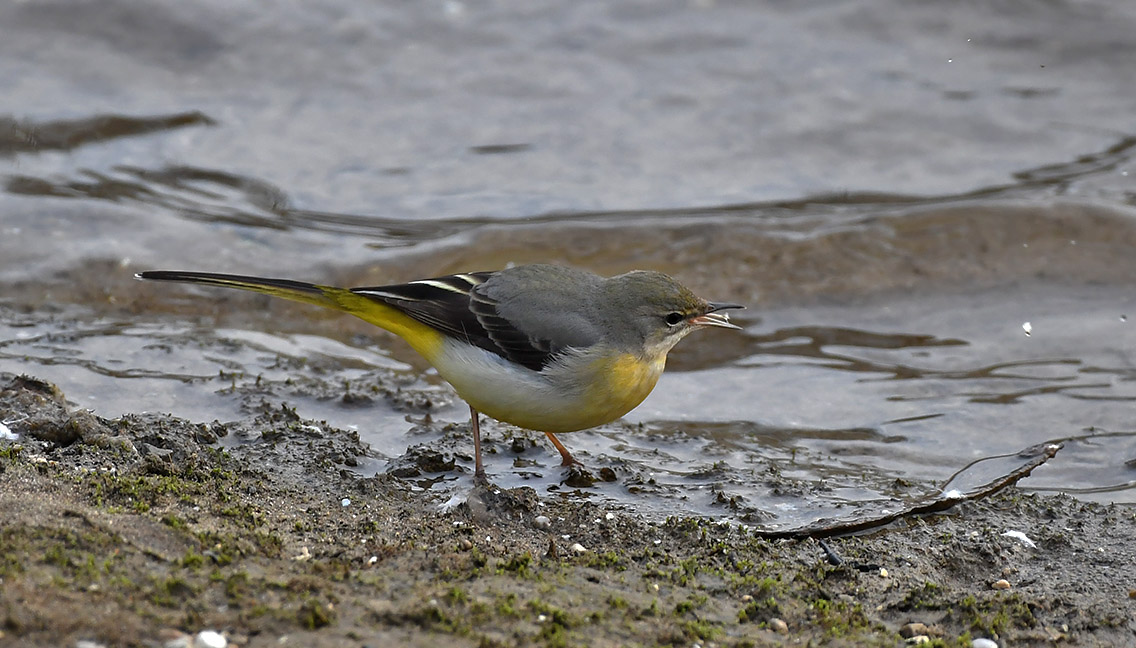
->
351, 272, 558, 371
467, 286, 562, 371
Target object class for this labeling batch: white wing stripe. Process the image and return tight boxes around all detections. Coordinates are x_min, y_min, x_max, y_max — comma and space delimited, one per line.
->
409, 279, 472, 294
353, 289, 410, 300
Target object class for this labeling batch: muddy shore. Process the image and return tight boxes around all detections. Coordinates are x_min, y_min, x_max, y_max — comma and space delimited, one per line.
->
1, 372, 1134, 647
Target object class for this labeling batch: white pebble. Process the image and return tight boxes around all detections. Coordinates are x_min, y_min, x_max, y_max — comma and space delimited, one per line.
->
1001, 530, 1036, 548
972, 639, 999, 648
991, 579, 1011, 590
341, 498, 351, 507
569, 542, 587, 554
1022, 321, 1032, 336
769, 617, 788, 633
194, 631, 227, 648
533, 515, 551, 530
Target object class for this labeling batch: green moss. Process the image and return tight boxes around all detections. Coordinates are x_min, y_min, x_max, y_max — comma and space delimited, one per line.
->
495, 592, 520, 617
297, 597, 336, 629
0, 443, 23, 461
680, 619, 720, 642
529, 599, 573, 647
528, 599, 572, 629
898, 581, 944, 611
444, 586, 469, 605
161, 513, 187, 530
810, 597, 872, 638
254, 531, 284, 557
224, 571, 250, 601
673, 594, 707, 617
498, 552, 533, 577
582, 551, 625, 570
606, 595, 629, 610
738, 596, 779, 623
150, 576, 196, 607
44, 543, 70, 568
956, 593, 1037, 636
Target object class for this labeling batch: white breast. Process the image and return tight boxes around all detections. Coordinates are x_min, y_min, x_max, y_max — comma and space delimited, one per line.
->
429, 338, 596, 433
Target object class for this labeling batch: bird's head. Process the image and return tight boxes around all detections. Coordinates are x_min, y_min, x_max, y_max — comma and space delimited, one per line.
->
601, 270, 744, 358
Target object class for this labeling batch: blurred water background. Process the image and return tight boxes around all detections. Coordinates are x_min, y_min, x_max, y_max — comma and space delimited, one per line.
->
2, 0, 1135, 528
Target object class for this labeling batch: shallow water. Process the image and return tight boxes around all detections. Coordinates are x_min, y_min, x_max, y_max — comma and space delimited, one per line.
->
2, 0, 1135, 528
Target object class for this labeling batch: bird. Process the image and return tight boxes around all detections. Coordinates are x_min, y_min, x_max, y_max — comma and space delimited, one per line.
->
136, 264, 743, 479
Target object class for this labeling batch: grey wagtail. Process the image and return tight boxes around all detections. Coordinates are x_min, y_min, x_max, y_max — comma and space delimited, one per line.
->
136, 264, 743, 479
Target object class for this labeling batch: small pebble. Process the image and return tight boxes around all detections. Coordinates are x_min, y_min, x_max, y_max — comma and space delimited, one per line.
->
899, 622, 929, 638
971, 638, 999, 648
458, 538, 473, 550
533, 515, 551, 530
905, 636, 930, 645
991, 579, 1011, 590
878, 567, 889, 578
569, 542, 587, 554
194, 630, 227, 648
740, 594, 754, 603
340, 498, 351, 507
769, 617, 788, 634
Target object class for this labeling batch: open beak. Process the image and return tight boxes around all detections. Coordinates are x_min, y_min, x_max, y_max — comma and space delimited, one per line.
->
689, 302, 745, 330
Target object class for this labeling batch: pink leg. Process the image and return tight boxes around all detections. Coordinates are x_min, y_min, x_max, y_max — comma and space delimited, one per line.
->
544, 431, 580, 467
470, 405, 486, 480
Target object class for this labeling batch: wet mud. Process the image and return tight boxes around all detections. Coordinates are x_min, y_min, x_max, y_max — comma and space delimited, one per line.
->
3, 372, 1134, 647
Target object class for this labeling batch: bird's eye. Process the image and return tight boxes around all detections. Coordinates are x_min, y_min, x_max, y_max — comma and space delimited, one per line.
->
664, 312, 684, 326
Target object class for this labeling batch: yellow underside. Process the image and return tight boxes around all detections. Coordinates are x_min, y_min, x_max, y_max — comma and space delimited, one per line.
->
579, 352, 665, 429
447, 348, 665, 433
